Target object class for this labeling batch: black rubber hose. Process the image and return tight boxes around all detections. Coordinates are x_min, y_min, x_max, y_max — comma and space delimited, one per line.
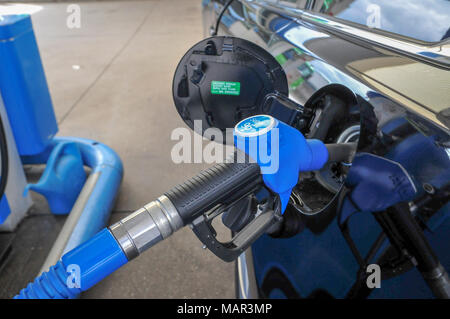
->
212, 0, 235, 36
325, 142, 357, 163
0, 115, 9, 202
386, 202, 439, 272
386, 203, 450, 298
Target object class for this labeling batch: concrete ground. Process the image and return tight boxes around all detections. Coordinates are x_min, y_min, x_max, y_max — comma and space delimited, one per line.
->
6, 0, 235, 298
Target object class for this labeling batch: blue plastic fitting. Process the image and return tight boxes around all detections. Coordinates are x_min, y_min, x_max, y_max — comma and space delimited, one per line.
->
24, 142, 86, 215
14, 228, 128, 299
234, 115, 328, 212
21, 137, 123, 254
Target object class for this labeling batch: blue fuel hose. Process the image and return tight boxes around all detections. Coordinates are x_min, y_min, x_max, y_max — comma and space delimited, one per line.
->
14, 115, 350, 299
14, 229, 127, 299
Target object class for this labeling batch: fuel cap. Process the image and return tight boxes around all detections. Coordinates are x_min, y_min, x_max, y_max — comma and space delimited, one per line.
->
172, 36, 288, 142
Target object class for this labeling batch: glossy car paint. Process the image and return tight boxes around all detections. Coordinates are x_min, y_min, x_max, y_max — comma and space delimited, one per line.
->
203, 0, 449, 298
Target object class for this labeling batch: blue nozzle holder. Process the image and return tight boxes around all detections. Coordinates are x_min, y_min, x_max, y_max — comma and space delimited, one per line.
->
24, 142, 86, 215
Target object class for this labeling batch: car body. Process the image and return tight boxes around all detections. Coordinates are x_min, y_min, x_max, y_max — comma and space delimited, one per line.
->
202, 0, 450, 298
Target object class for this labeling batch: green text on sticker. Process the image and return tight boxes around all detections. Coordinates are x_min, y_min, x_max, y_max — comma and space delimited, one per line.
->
211, 81, 240, 96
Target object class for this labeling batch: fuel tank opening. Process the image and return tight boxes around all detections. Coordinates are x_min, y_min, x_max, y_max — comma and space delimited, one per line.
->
289, 93, 361, 217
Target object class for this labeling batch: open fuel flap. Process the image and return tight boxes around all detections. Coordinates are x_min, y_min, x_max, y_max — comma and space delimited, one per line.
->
172, 36, 288, 139
171, 36, 360, 242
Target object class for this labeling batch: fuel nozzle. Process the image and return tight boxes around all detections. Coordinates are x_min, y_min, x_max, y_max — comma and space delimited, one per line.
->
233, 114, 356, 213
15, 115, 358, 299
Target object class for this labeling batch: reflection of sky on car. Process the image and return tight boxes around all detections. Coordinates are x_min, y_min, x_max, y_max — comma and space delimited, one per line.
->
284, 27, 329, 59
307, 59, 371, 97
228, 6, 245, 22
332, 0, 450, 42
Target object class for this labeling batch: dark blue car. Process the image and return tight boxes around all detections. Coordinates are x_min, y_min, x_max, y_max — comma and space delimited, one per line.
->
202, 0, 450, 299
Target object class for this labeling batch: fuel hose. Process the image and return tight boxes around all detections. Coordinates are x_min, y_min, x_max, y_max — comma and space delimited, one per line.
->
15, 115, 355, 298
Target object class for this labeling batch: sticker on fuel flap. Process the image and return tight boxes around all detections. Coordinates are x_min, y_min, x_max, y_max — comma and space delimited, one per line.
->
211, 81, 240, 96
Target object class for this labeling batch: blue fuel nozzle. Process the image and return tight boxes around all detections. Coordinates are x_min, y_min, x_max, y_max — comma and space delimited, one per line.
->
234, 115, 328, 212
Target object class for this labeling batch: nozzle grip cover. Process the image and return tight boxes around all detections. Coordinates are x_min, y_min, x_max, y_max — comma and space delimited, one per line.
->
165, 158, 261, 225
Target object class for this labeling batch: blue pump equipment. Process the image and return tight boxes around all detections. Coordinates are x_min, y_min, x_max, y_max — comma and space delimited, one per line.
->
0, 14, 123, 295
22, 137, 123, 257
15, 138, 124, 298
24, 142, 87, 215
0, 15, 57, 156
0, 14, 56, 229
15, 115, 331, 299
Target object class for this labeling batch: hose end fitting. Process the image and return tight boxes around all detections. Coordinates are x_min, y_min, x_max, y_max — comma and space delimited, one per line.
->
109, 195, 183, 260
